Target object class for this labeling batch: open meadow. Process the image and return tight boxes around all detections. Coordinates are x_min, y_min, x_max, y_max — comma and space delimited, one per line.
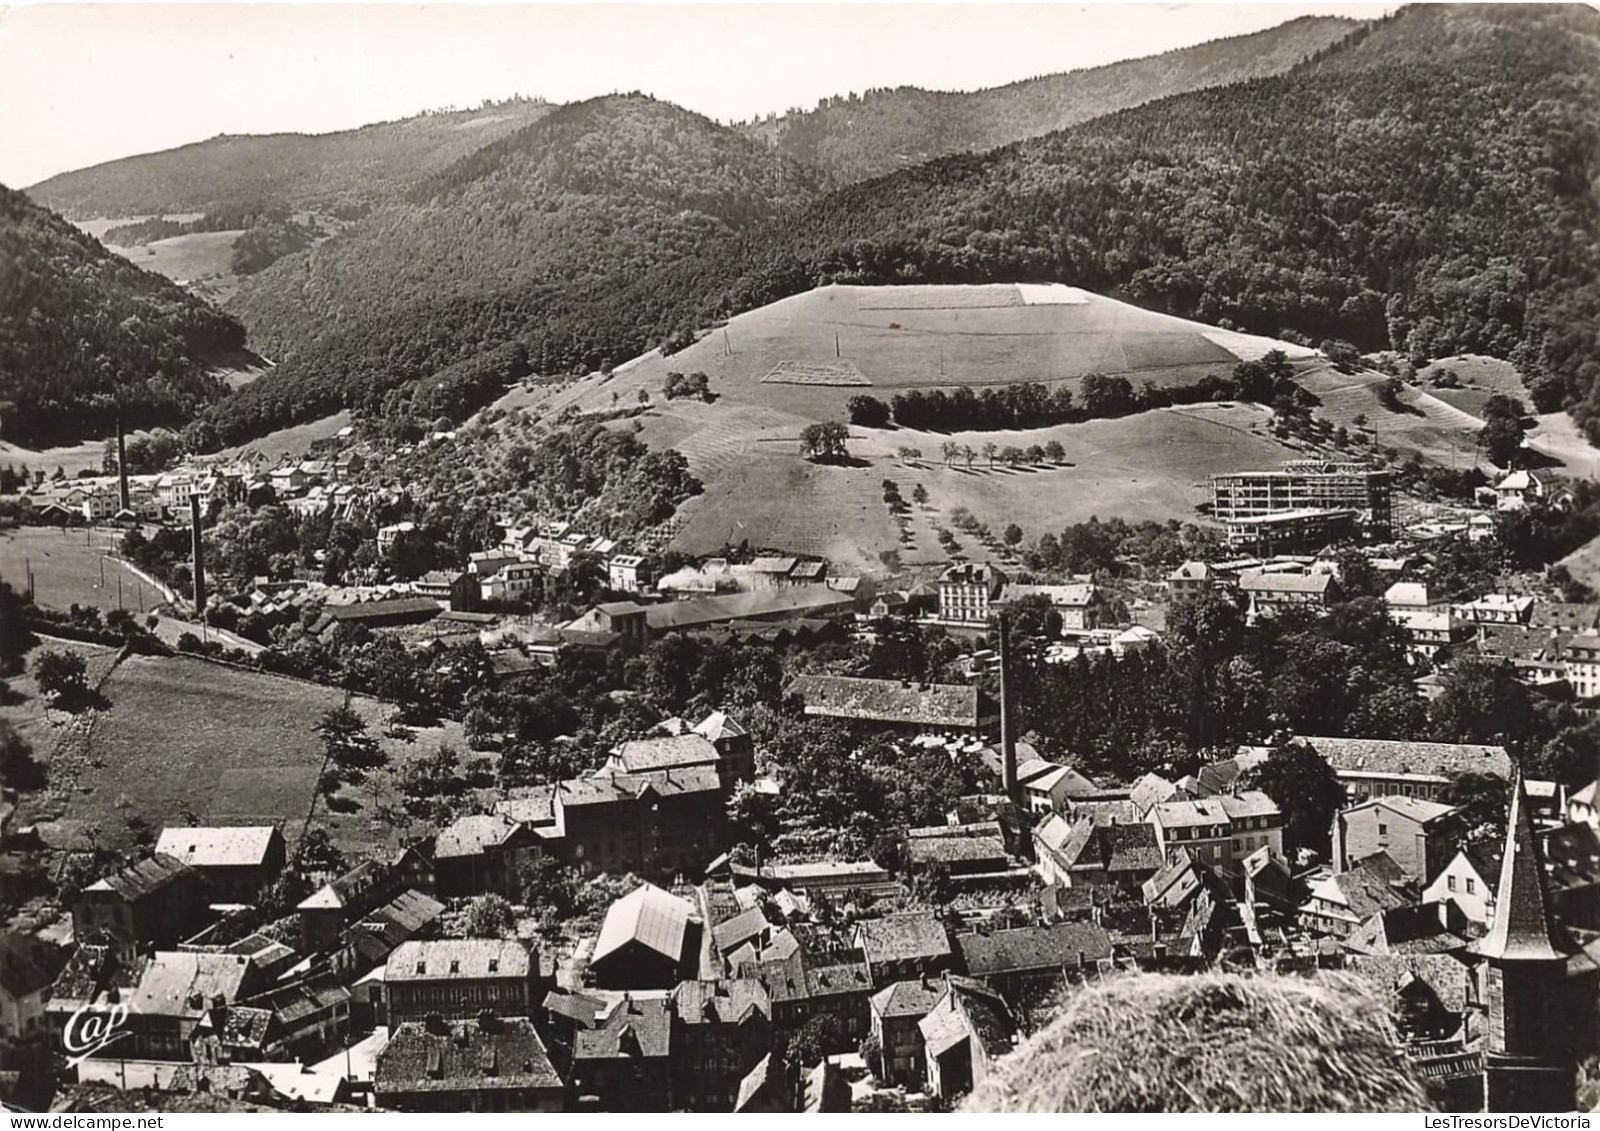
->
20, 653, 469, 860
0, 526, 171, 614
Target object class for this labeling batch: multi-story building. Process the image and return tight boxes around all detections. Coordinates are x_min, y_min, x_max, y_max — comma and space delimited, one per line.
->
1210, 461, 1394, 538
1237, 570, 1341, 618
375, 1016, 563, 1112
607, 554, 649, 594
1270, 736, 1512, 805
1225, 508, 1355, 554
383, 940, 535, 1025
1146, 792, 1283, 868
868, 976, 947, 1088
570, 995, 674, 1111
1333, 796, 1462, 881
1166, 561, 1216, 602
670, 979, 772, 1111
1564, 630, 1600, 697
71, 854, 212, 966
938, 563, 1007, 626
552, 767, 727, 880
152, 826, 286, 903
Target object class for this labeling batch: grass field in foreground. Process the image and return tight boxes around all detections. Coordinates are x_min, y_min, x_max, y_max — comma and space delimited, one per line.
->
26, 653, 468, 860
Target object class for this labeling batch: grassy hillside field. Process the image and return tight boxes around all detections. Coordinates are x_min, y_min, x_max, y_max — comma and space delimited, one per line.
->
19, 652, 469, 859
0, 527, 172, 614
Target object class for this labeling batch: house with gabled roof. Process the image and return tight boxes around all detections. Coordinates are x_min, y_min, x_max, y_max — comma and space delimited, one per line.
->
1333, 795, 1463, 882
671, 978, 772, 1111
0, 933, 69, 1041
73, 854, 212, 965
590, 883, 699, 990
869, 975, 948, 1088
1300, 854, 1418, 937
384, 939, 534, 1025
1423, 842, 1503, 929
570, 993, 673, 1111
154, 826, 286, 902
733, 1051, 795, 1112
955, 921, 1113, 1005
852, 912, 953, 989
917, 976, 1016, 1101
375, 1015, 562, 1112
433, 812, 541, 900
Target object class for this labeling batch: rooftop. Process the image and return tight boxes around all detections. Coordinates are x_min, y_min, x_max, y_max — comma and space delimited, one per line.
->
593, 883, 695, 967
83, 853, 197, 902
386, 939, 530, 982
957, 922, 1113, 976
434, 813, 520, 859
154, 826, 280, 869
573, 995, 672, 1061
854, 912, 953, 965
132, 951, 253, 1019
1292, 736, 1512, 781
645, 586, 854, 631
376, 1017, 561, 1094
788, 674, 992, 730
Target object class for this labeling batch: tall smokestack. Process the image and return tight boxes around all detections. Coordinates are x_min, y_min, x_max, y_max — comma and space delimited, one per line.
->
116, 419, 130, 513
190, 494, 207, 610
999, 614, 1018, 803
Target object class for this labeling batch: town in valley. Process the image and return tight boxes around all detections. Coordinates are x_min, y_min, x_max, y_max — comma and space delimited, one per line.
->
0, 1, 1597, 1117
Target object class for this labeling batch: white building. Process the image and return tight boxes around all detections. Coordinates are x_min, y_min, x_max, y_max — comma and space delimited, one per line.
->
1494, 469, 1545, 511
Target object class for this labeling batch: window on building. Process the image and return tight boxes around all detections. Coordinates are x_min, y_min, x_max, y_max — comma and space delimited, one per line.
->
1466, 878, 1475, 895
1448, 876, 1457, 891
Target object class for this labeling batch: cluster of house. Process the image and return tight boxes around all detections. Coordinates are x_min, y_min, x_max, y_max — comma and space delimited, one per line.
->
23, 446, 374, 529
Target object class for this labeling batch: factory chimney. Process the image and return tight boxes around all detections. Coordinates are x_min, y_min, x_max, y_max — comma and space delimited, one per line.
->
998, 614, 1019, 803
116, 418, 130, 513
190, 495, 207, 611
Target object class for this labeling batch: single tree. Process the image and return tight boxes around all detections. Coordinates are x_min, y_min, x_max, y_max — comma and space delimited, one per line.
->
33, 649, 88, 710
465, 893, 516, 938
1244, 744, 1346, 856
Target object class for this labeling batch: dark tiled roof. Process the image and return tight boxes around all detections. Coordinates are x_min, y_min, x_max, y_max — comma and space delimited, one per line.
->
85, 853, 197, 902
671, 978, 770, 1025
387, 939, 530, 982
1294, 736, 1512, 780
611, 734, 720, 773
376, 1018, 561, 1094
557, 766, 722, 807
854, 913, 952, 965
734, 1052, 790, 1112
869, 976, 947, 1019
543, 989, 605, 1028
573, 996, 672, 1061
956, 922, 1113, 976
1343, 953, 1473, 1014
905, 834, 1008, 867
646, 587, 854, 631
711, 907, 771, 955
243, 975, 350, 1028
804, 962, 872, 999
789, 675, 992, 730
1476, 778, 1574, 962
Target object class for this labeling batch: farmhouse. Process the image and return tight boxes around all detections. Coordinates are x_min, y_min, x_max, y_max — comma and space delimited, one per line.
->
787, 674, 999, 738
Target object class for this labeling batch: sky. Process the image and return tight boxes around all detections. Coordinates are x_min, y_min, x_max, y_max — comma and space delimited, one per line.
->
0, 1, 1397, 188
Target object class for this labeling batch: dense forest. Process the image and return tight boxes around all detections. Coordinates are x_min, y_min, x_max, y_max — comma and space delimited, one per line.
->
201, 94, 820, 445
25, 98, 555, 219
0, 185, 247, 446
738, 16, 1356, 187
187, 5, 1600, 451
712, 4, 1600, 431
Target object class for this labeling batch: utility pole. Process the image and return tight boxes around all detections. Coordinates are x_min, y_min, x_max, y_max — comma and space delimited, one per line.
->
835, 331, 841, 359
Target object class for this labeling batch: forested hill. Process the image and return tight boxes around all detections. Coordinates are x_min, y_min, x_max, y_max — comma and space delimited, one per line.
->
25, 98, 555, 219
203, 95, 820, 445
0, 184, 247, 447
713, 3, 1600, 437
739, 15, 1358, 187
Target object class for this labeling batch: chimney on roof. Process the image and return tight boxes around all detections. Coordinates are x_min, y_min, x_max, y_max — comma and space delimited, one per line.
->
999, 615, 1019, 804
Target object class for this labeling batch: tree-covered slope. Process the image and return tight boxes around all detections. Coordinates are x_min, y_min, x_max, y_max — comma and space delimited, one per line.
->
203, 95, 820, 445
0, 184, 247, 446
25, 98, 555, 219
713, 4, 1600, 437
740, 15, 1359, 187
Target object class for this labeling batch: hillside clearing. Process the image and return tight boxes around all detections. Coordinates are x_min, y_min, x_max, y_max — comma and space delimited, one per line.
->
0, 527, 171, 614
21, 653, 467, 859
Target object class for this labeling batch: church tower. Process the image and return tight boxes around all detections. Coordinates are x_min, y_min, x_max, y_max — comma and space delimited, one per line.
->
1475, 773, 1577, 1113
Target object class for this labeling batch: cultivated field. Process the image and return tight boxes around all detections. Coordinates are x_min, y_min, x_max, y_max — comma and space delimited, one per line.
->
0, 526, 171, 614
22, 652, 468, 859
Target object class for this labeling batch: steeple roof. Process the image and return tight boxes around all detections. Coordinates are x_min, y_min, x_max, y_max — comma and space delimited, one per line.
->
1475, 774, 1574, 963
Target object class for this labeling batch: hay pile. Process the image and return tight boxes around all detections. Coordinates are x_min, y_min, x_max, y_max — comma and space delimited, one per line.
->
962, 972, 1432, 1113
